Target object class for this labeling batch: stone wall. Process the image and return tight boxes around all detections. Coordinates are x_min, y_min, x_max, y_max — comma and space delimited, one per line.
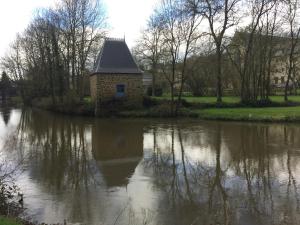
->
90, 75, 98, 100
90, 73, 143, 106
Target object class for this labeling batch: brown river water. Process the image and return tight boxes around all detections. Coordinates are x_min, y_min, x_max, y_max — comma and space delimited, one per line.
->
0, 107, 300, 225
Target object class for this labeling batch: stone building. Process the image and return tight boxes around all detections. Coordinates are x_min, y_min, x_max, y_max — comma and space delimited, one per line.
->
231, 32, 300, 88
90, 38, 143, 109
271, 45, 300, 88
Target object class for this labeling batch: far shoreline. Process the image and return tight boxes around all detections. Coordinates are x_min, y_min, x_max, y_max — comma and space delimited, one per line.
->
29, 105, 300, 124
5, 95, 300, 124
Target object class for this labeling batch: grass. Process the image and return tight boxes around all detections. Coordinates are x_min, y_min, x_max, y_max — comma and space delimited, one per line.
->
83, 96, 93, 103
154, 96, 240, 104
30, 95, 300, 122
155, 95, 300, 104
0, 216, 21, 225
119, 107, 197, 118
39, 95, 300, 106
195, 106, 300, 122
269, 95, 300, 103
118, 105, 300, 122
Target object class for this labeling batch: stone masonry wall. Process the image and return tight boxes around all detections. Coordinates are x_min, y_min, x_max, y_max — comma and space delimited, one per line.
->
90, 75, 98, 100
90, 73, 143, 106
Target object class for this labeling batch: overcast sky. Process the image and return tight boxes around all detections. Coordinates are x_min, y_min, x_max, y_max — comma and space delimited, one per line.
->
0, 0, 159, 58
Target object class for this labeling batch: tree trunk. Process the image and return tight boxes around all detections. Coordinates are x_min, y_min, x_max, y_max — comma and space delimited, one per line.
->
216, 47, 223, 103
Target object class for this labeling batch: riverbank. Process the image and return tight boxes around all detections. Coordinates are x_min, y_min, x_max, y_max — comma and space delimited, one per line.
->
27, 96, 300, 122
195, 106, 300, 122
0, 216, 21, 225
31, 97, 95, 116
154, 95, 300, 104
116, 107, 300, 122
0, 216, 37, 225
0, 215, 69, 225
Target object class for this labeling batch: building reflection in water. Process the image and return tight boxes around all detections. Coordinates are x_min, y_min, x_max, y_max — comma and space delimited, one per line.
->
15, 110, 145, 189
92, 120, 144, 187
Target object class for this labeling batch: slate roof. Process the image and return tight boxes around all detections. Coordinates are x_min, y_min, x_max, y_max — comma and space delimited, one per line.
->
93, 38, 142, 75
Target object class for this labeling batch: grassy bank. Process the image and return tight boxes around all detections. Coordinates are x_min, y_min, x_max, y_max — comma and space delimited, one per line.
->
0, 216, 21, 225
0, 215, 67, 225
118, 108, 197, 118
31, 97, 95, 116
155, 95, 300, 104
154, 96, 240, 104
195, 106, 300, 122
118, 106, 300, 122
28, 96, 300, 122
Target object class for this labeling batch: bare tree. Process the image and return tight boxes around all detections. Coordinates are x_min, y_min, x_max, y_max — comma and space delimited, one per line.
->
158, 0, 183, 115
57, 0, 106, 98
226, 0, 278, 103
134, 14, 165, 97
1, 36, 27, 101
263, 3, 281, 100
190, 0, 241, 103
283, 0, 300, 101
1, 0, 107, 104
154, 0, 202, 115
175, 0, 203, 114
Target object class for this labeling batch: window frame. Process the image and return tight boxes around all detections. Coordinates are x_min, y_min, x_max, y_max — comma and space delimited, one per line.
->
116, 84, 126, 98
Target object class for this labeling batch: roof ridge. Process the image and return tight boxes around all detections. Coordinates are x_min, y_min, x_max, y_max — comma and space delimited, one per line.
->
123, 39, 141, 72
105, 37, 125, 42
95, 44, 104, 72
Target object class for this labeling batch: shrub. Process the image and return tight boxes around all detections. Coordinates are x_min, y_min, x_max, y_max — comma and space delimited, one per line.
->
0, 178, 23, 217
63, 90, 80, 107
146, 87, 163, 97
143, 96, 158, 108
96, 98, 127, 116
31, 97, 53, 109
148, 104, 173, 117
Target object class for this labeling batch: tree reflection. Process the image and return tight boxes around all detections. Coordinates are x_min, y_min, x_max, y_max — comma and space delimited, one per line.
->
3, 110, 300, 225
0, 106, 11, 125
207, 125, 229, 225
13, 109, 99, 189
12, 111, 146, 190
144, 122, 300, 225
144, 124, 228, 224
282, 140, 300, 225
178, 128, 194, 206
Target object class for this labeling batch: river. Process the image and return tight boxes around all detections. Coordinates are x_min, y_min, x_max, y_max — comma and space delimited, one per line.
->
0, 107, 300, 225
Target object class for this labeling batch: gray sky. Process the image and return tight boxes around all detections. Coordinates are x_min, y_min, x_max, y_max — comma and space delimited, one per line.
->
0, 0, 159, 58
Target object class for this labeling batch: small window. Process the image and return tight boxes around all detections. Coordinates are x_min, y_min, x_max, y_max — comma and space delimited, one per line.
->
274, 77, 278, 84
116, 84, 125, 97
281, 76, 285, 84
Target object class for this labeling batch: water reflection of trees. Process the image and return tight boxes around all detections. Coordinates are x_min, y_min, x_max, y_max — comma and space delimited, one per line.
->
13, 110, 146, 190
145, 122, 300, 225
15, 109, 98, 189
0, 106, 11, 125
4, 110, 300, 225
